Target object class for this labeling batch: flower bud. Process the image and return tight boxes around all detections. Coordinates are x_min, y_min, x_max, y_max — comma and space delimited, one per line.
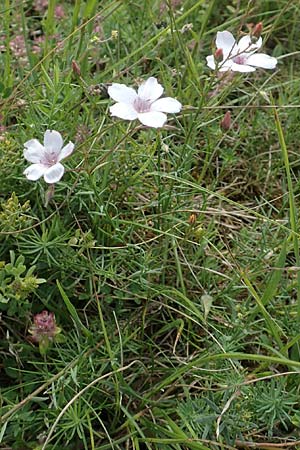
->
220, 111, 231, 131
253, 22, 263, 38
72, 60, 81, 76
214, 48, 223, 63
44, 184, 55, 207
188, 213, 197, 226
251, 22, 263, 43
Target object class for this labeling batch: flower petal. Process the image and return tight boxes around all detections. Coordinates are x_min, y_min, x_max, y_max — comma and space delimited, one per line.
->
24, 139, 45, 163
246, 53, 277, 69
107, 83, 138, 104
151, 97, 182, 113
206, 54, 216, 70
58, 142, 75, 162
231, 62, 256, 72
44, 130, 63, 153
216, 31, 237, 57
23, 163, 46, 181
137, 77, 164, 102
219, 60, 234, 71
138, 111, 167, 128
44, 163, 65, 184
109, 102, 138, 121
24, 140, 46, 163
237, 35, 262, 53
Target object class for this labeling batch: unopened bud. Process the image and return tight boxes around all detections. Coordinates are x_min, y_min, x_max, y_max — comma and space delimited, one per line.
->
251, 22, 263, 42
72, 59, 81, 76
214, 48, 223, 63
44, 184, 55, 207
111, 30, 118, 40
220, 111, 231, 131
188, 213, 197, 226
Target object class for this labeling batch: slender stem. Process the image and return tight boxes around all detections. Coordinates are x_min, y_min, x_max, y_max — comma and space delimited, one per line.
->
274, 107, 300, 321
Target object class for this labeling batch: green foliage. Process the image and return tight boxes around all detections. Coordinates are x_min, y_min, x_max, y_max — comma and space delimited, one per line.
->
178, 377, 300, 445
0, 193, 32, 237
0, 251, 45, 316
0, 139, 23, 195
0, 0, 300, 449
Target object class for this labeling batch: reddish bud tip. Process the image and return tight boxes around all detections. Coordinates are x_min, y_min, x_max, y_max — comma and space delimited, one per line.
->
220, 111, 231, 131
72, 60, 81, 76
188, 213, 197, 226
252, 22, 263, 39
214, 48, 224, 63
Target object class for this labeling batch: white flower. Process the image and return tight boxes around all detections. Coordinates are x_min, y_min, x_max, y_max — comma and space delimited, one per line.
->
108, 77, 182, 128
23, 130, 74, 184
206, 31, 277, 73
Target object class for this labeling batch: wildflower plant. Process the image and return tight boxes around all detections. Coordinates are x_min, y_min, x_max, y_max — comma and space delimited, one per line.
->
1, 1, 300, 449
207, 30, 278, 72
108, 76, 182, 128
23, 130, 74, 184
0, 251, 45, 317
28, 310, 63, 355
0, 193, 32, 236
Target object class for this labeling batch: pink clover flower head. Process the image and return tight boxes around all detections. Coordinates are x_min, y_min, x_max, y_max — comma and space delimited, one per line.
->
206, 31, 277, 73
54, 5, 65, 19
29, 310, 59, 343
108, 77, 182, 128
23, 130, 74, 184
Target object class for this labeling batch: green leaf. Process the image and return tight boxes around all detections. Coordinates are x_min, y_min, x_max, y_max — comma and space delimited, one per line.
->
56, 280, 92, 338
201, 294, 213, 320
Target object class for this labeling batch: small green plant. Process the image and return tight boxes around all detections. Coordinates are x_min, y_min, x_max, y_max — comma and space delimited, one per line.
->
251, 378, 299, 436
0, 192, 32, 237
0, 251, 45, 317
0, 0, 299, 448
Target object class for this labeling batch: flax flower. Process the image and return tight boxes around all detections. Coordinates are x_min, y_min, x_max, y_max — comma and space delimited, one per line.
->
23, 130, 74, 184
206, 31, 277, 73
108, 77, 182, 128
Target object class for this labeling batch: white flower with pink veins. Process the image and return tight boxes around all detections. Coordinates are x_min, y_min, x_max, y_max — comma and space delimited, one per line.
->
206, 31, 277, 73
23, 130, 74, 184
108, 77, 182, 128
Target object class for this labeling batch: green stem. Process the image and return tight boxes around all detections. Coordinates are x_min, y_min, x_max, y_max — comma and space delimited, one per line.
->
274, 107, 300, 322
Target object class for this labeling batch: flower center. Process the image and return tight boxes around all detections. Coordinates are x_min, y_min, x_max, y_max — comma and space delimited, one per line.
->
42, 151, 58, 167
233, 55, 246, 65
134, 97, 151, 113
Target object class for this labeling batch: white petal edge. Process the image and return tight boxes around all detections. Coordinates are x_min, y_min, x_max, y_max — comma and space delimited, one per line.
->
107, 84, 138, 104
44, 130, 63, 153
58, 142, 75, 162
206, 54, 216, 69
24, 139, 46, 161
109, 102, 138, 121
24, 145, 45, 163
246, 53, 277, 69
137, 77, 164, 102
23, 163, 46, 181
138, 111, 167, 128
151, 97, 182, 113
237, 35, 262, 53
216, 31, 238, 57
44, 163, 65, 184
230, 62, 256, 73
218, 59, 234, 71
